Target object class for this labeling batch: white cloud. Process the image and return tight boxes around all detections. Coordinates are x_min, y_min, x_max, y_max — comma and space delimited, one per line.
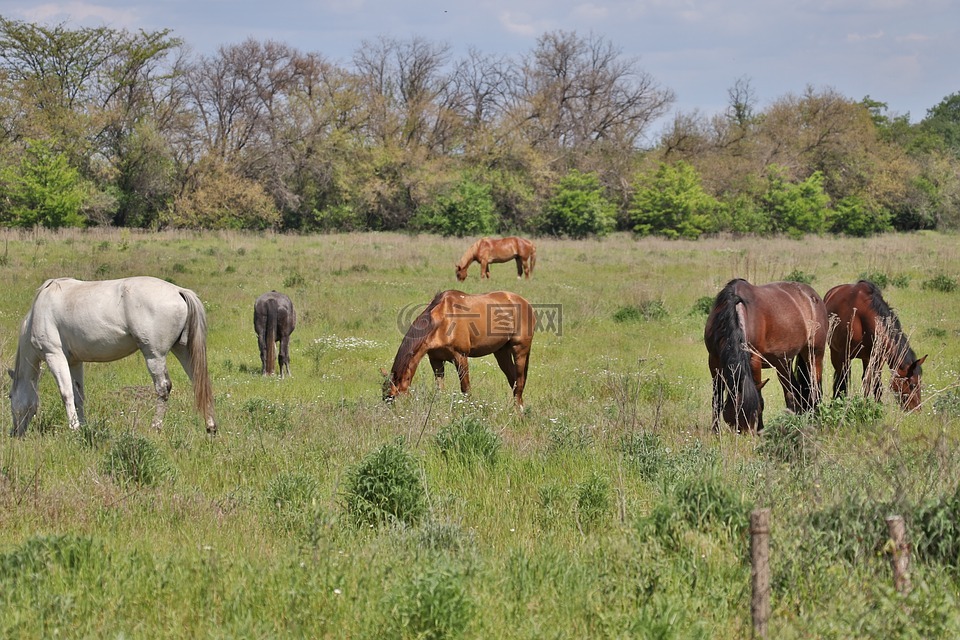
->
846, 30, 885, 43
20, 2, 140, 28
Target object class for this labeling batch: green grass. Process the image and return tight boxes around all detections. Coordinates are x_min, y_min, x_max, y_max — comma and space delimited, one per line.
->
1, 228, 959, 637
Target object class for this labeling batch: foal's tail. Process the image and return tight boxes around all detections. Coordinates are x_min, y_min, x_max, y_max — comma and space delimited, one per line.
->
181, 289, 217, 434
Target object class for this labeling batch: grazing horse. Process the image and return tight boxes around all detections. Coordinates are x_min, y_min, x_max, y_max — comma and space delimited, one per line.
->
8, 277, 217, 436
455, 237, 536, 281
824, 280, 926, 410
704, 279, 828, 432
382, 290, 534, 408
254, 291, 296, 377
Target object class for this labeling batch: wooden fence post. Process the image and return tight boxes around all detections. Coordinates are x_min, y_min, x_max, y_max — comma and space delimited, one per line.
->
886, 515, 911, 595
750, 508, 771, 639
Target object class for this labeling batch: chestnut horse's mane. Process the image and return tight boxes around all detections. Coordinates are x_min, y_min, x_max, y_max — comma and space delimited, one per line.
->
859, 280, 919, 369
391, 291, 444, 380
456, 239, 483, 269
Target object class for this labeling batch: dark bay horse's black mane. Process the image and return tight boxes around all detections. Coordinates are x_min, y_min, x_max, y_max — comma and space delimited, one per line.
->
391, 291, 444, 379
860, 280, 920, 370
710, 278, 761, 420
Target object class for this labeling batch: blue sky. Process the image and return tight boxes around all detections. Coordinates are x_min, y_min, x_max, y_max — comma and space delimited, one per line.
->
3, 0, 958, 135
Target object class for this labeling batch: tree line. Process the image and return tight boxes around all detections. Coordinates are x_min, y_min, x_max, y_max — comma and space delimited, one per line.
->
0, 17, 958, 237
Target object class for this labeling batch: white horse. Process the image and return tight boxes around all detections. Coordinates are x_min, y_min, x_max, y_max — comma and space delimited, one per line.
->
8, 276, 217, 436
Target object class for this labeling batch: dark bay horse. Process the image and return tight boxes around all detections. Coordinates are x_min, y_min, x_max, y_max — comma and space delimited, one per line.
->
455, 237, 536, 281
704, 279, 828, 432
9, 277, 217, 436
382, 290, 534, 408
824, 280, 926, 410
254, 291, 297, 377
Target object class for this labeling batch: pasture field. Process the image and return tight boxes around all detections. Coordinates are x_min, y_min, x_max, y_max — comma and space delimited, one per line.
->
1, 228, 960, 638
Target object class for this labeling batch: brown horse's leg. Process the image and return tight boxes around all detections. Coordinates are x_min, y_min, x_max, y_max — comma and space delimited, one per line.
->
510, 342, 531, 409
861, 351, 882, 401
831, 347, 849, 399
493, 347, 518, 391
429, 354, 446, 390
772, 358, 798, 413
481, 261, 490, 279
453, 353, 470, 393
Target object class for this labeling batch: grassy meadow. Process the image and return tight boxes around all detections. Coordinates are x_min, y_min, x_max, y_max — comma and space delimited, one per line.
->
2, 228, 960, 638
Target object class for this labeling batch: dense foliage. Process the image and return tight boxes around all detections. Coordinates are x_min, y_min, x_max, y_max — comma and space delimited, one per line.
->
0, 18, 958, 236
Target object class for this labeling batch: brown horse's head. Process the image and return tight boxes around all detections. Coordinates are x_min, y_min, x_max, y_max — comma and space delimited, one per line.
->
380, 367, 401, 402
890, 354, 926, 411
721, 378, 767, 432
455, 263, 468, 282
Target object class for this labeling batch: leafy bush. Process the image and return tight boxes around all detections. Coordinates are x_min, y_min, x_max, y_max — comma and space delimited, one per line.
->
612, 300, 667, 323
758, 413, 816, 464
762, 167, 830, 237
858, 271, 889, 289
828, 195, 892, 237
434, 416, 501, 465
343, 441, 426, 527
384, 561, 474, 640
691, 296, 715, 316
165, 161, 280, 230
914, 484, 960, 566
0, 139, 88, 228
539, 170, 616, 238
412, 176, 499, 237
921, 274, 958, 292
629, 161, 719, 239
265, 472, 320, 533
617, 431, 667, 479
100, 432, 172, 487
783, 269, 815, 285
816, 396, 884, 431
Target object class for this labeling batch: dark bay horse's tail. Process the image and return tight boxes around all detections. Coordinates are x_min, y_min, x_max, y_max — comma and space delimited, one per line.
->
713, 280, 761, 425
180, 289, 217, 433
263, 297, 278, 375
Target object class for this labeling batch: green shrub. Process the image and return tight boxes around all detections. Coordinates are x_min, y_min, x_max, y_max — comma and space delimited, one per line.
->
539, 170, 616, 238
0, 139, 88, 228
758, 413, 816, 464
617, 431, 667, 479
816, 396, 884, 431
691, 296, 715, 315
783, 269, 815, 285
921, 274, 958, 292
574, 471, 611, 530
858, 271, 889, 289
343, 441, 426, 527
265, 472, 320, 533
100, 432, 172, 487
384, 561, 474, 640
613, 300, 667, 323
629, 161, 719, 239
412, 176, 499, 237
914, 484, 960, 566
434, 416, 501, 465
829, 195, 892, 237
762, 167, 830, 237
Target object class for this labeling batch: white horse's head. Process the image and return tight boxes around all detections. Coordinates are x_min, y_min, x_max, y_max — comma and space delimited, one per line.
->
9, 368, 39, 437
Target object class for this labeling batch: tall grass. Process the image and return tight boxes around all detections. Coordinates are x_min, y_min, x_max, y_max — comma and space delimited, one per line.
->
0, 229, 958, 637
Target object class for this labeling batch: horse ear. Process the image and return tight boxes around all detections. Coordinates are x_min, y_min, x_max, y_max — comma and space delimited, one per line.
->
916, 354, 928, 367
758, 378, 770, 391
7, 369, 13, 380
379, 367, 390, 378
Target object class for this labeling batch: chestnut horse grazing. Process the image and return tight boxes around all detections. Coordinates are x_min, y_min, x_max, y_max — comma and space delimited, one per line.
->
9, 277, 216, 436
455, 237, 536, 281
254, 291, 296, 377
704, 279, 828, 432
383, 290, 534, 408
824, 280, 926, 410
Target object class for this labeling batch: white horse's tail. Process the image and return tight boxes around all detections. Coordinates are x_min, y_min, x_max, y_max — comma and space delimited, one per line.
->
180, 289, 217, 433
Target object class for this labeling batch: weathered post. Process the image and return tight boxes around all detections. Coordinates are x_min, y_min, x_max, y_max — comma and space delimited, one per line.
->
886, 515, 911, 594
750, 508, 771, 639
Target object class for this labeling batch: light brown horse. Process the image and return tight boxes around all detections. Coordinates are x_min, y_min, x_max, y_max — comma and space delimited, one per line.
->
382, 290, 534, 408
455, 237, 536, 281
824, 280, 926, 410
704, 279, 828, 432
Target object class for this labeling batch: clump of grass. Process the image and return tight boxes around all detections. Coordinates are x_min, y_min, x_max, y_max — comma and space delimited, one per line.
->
921, 274, 957, 292
858, 271, 889, 289
639, 473, 747, 549
242, 397, 293, 433
816, 396, 884, 431
342, 440, 426, 527
691, 295, 714, 315
0, 534, 101, 578
891, 274, 910, 288
265, 472, 320, 534
914, 484, 960, 566
574, 470, 610, 531
933, 389, 960, 419
613, 300, 667, 323
73, 419, 111, 449
434, 416, 501, 465
100, 432, 172, 487
617, 431, 667, 479
383, 560, 474, 640
547, 419, 594, 452
783, 269, 815, 284
410, 520, 476, 554
758, 413, 816, 464
283, 271, 305, 288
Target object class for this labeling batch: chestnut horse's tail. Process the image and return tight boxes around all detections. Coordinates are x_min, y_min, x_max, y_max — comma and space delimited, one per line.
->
180, 289, 216, 432
712, 280, 761, 425
528, 244, 536, 276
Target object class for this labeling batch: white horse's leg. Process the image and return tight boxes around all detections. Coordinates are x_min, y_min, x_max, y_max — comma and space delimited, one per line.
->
143, 354, 172, 431
171, 344, 217, 433
69, 362, 86, 425
44, 352, 82, 430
